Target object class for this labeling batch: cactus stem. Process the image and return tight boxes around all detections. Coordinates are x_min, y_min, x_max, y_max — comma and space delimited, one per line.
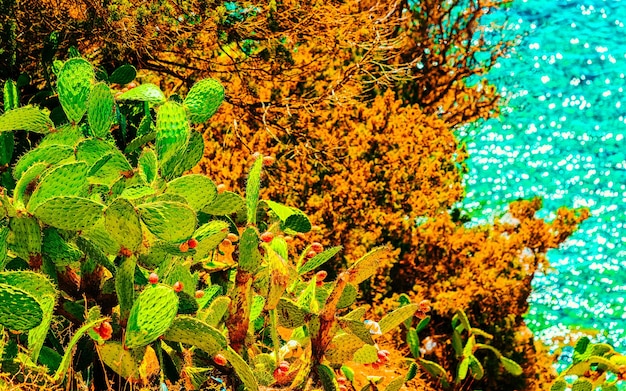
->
226, 268, 253, 355
311, 271, 349, 366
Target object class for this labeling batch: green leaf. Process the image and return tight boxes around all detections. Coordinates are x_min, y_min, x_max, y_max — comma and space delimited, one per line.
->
499, 356, 523, 376
346, 246, 391, 285
125, 284, 178, 348
117, 83, 165, 103
57, 58, 94, 123
87, 82, 115, 138
298, 246, 342, 274
105, 198, 142, 251
184, 78, 224, 124
378, 303, 418, 334
27, 162, 89, 211
0, 106, 53, 133
246, 157, 263, 224
165, 174, 217, 211
265, 200, 311, 233
33, 196, 104, 231
138, 201, 197, 242
109, 64, 137, 85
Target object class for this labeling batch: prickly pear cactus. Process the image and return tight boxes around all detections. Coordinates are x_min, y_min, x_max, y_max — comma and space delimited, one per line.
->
0, 283, 44, 331
183, 78, 225, 124
125, 284, 179, 348
57, 58, 94, 123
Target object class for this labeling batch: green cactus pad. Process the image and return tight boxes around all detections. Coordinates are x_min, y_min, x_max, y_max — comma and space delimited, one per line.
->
344, 306, 368, 322
117, 83, 166, 104
298, 246, 342, 274
499, 356, 523, 376
339, 318, 374, 345
384, 377, 405, 391
468, 355, 484, 379
221, 347, 259, 391
138, 201, 197, 242
13, 163, 47, 209
120, 185, 155, 200
264, 200, 311, 233
75, 138, 116, 165
550, 380, 567, 391
270, 236, 289, 260
203, 191, 245, 216
346, 246, 391, 285
162, 315, 227, 354
0, 270, 57, 299
191, 220, 229, 260
165, 174, 217, 211
87, 82, 115, 138
105, 198, 142, 251
0, 283, 43, 331
28, 294, 55, 362
8, 217, 41, 260
572, 379, 593, 391
246, 157, 263, 225
74, 236, 115, 274
317, 364, 339, 391
378, 303, 418, 334
3, 79, 18, 111
37, 124, 84, 148
0, 132, 14, 166
353, 344, 378, 364
57, 58, 94, 123
109, 64, 137, 85
161, 129, 205, 179
125, 284, 179, 348
53, 317, 106, 382
98, 341, 140, 380
336, 283, 358, 309
417, 358, 449, 386
0, 226, 9, 270
277, 298, 308, 328
183, 78, 225, 124
156, 101, 189, 167
33, 196, 105, 231
124, 131, 155, 154
325, 334, 366, 365
162, 261, 197, 296
27, 161, 89, 211
88, 151, 133, 186
252, 353, 276, 386
0, 106, 53, 133
138, 147, 158, 184
116, 256, 136, 321
198, 295, 231, 327
81, 221, 121, 256
13, 145, 74, 181
239, 227, 262, 273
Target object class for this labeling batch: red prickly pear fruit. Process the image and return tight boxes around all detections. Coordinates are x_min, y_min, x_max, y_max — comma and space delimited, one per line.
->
306, 250, 317, 259
119, 247, 132, 257
148, 273, 159, 285
195, 290, 205, 299
227, 233, 239, 242
337, 376, 347, 384
315, 270, 327, 281
173, 281, 183, 292
187, 238, 198, 249
99, 321, 113, 340
338, 386, 348, 391
311, 242, 324, 253
179, 241, 189, 252
221, 238, 232, 247
284, 236, 294, 242
278, 361, 290, 371
252, 152, 262, 160
213, 353, 228, 366
371, 362, 381, 370
260, 232, 274, 243
273, 367, 289, 383
377, 350, 390, 362
262, 156, 275, 166
217, 184, 227, 193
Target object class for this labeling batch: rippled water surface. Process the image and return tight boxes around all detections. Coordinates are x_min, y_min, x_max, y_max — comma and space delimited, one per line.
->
461, 0, 626, 351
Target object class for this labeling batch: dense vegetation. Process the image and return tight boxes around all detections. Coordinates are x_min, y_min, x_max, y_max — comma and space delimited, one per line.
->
0, 0, 611, 390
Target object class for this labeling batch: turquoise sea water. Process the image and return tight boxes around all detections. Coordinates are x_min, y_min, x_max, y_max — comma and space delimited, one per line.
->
461, 0, 626, 353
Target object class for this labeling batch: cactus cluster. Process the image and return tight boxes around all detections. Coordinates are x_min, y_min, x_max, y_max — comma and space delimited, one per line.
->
0, 54, 442, 390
